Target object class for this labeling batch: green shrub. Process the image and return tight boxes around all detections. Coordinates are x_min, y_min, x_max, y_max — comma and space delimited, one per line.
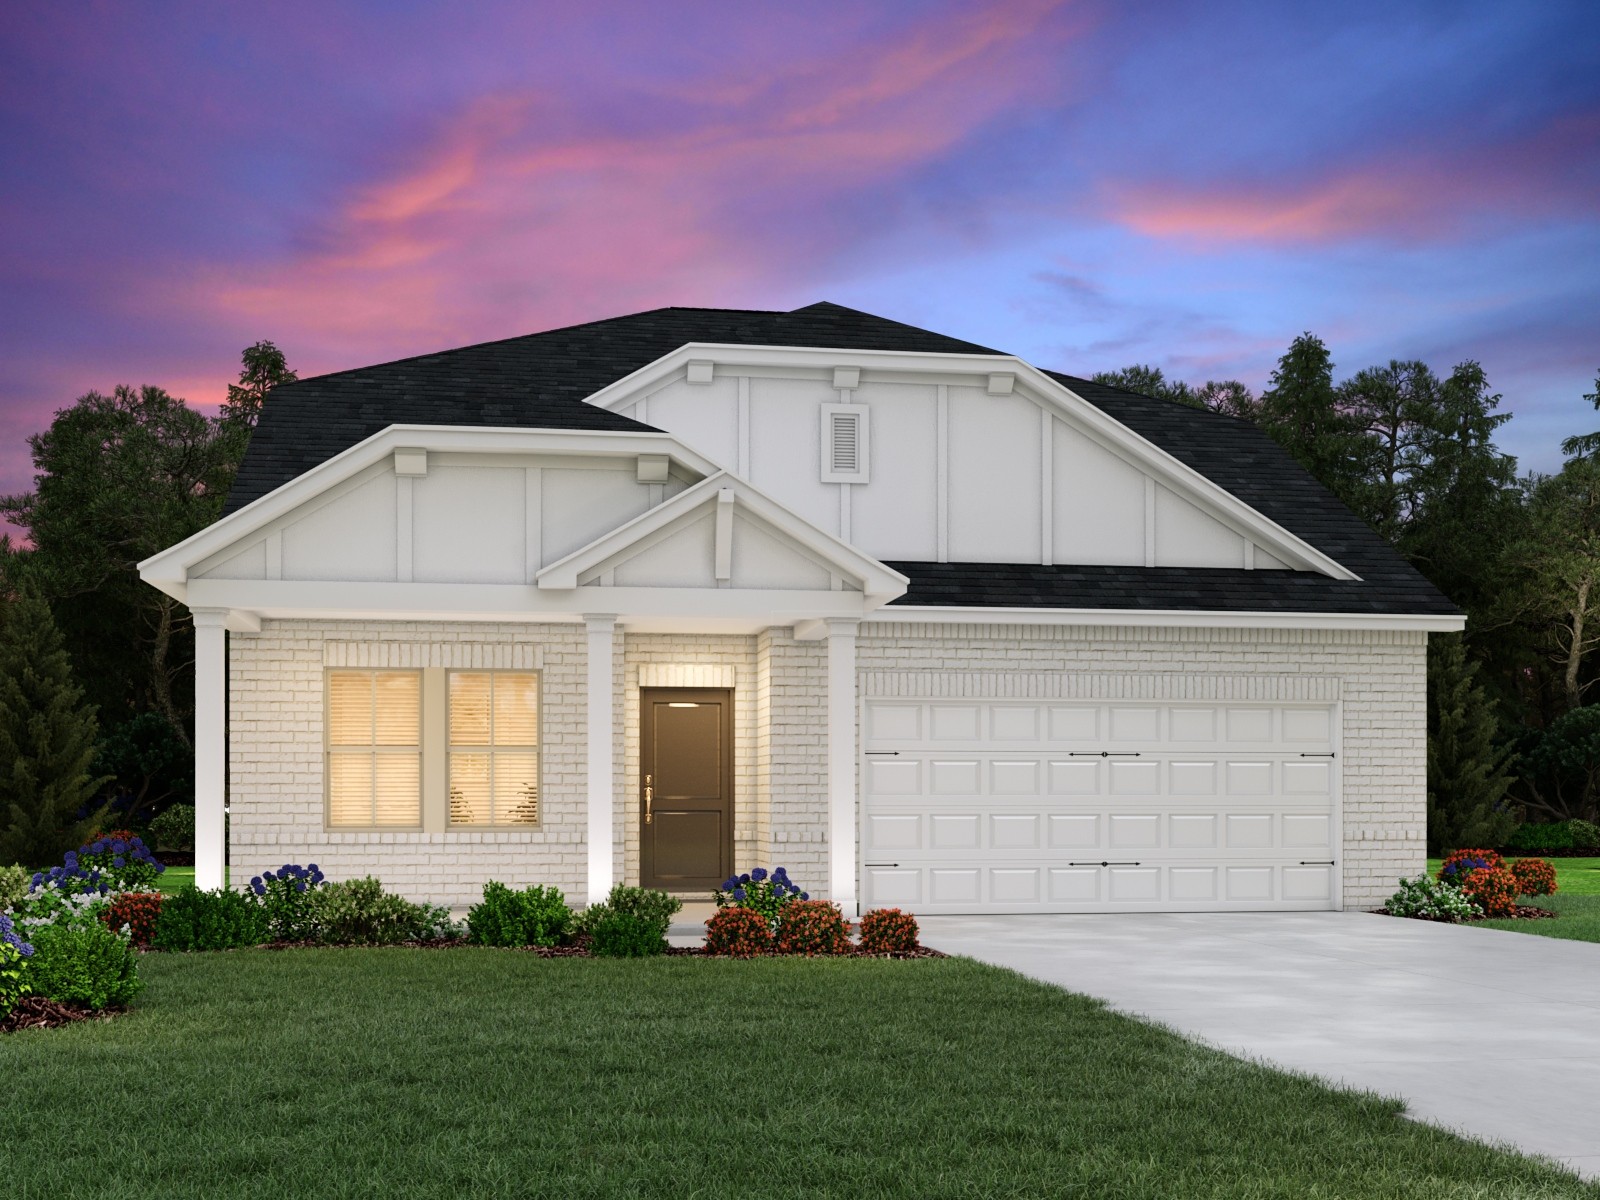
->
0, 863, 28, 912
151, 886, 266, 951
1505, 821, 1576, 851
315, 877, 456, 945
580, 885, 681, 937
585, 908, 668, 957
246, 864, 325, 941
147, 804, 195, 852
466, 882, 572, 948
1, 913, 33, 1016
1572, 819, 1600, 849
26, 921, 142, 1009
714, 867, 804, 928
1385, 875, 1481, 922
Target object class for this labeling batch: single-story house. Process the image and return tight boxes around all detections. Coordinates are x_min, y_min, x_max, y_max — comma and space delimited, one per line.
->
139, 302, 1461, 914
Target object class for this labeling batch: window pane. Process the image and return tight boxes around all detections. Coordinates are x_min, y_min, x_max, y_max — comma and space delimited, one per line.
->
328, 672, 373, 746
495, 675, 539, 746
450, 673, 492, 746
374, 673, 420, 746
373, 753, 420, 825
449, 752, 491, 826
328, 753, 373, 826
494, 751, 539, 825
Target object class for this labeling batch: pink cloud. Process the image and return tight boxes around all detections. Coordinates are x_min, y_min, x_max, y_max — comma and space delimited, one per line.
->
187, 0, 1085, 369
1104, 110, 1600, 246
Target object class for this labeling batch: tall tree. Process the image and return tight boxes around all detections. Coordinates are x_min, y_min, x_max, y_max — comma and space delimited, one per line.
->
1425, 633, 1517, 852
0, 588, 112, 865
1339, 360, 1437, 541
220, 340, 296, 431
1559, 370, 1600, 459
1091, 365, 1195, 406
1258, 333, 1373, 512
1517, 457, 1600, 712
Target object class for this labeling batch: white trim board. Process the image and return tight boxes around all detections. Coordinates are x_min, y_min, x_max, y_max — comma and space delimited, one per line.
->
866, 606, 1463, 632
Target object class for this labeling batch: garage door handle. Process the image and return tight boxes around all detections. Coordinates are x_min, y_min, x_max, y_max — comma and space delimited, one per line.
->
1298, 753, 1336, 758
1067, 751, 1142, 758
1069, 861, 1141, 867
864, 751, 900, 756
864, 862, 899, 868
1299, 860, 1335, 866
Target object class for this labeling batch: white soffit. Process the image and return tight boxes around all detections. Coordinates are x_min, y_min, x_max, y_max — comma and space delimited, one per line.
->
137, 424, 717, 599
582, 342, 1358, 582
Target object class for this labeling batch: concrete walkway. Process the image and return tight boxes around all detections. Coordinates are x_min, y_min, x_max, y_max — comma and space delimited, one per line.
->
917, 911, 1600, 1179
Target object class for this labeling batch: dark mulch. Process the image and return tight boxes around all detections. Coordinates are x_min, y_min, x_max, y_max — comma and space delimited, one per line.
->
1495, 848, 1600, 858
231, 938, 947, 958
1376, 906, 1559, 923
1, 995, 123, 1034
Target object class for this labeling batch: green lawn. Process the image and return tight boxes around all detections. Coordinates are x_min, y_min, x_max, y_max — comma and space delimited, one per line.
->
2, 952, 1593, 1199
1421, 857, 1600, 943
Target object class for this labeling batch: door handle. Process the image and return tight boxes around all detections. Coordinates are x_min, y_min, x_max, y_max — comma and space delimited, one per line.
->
644, 775, 653, 825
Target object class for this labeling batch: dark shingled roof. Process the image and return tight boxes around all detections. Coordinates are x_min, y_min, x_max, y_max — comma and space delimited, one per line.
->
224, 302, 995, 515
227, 301, 1456, 617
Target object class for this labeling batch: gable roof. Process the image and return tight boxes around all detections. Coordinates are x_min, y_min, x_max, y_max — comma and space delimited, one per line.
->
224, 302, 994, 515
225, 301, 1459, 620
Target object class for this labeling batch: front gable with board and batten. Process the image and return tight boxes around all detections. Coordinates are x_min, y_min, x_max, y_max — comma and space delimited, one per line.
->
142, 301, 1462, 921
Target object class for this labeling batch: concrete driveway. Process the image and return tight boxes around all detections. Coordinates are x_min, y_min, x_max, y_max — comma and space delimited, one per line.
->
918, 911, 1600, 1178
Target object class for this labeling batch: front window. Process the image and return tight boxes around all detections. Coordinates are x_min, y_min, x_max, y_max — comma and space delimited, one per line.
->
326, 670, 421, 827
448, 671, 540, 826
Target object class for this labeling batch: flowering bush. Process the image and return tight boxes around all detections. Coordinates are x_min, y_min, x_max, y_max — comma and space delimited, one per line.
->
859, 908, 920, 954
1460, 866, 1518, 918
248, 863, 326, 941
774, 899, 851, 956
467, 882, 574, 948
32, 833, 164, 898
100, 892, 165, 948
1, 863, 29, 912
11, 885, 113, 935
151, 886, 266, 951
1438, 848, 1504, 888
0, 913, 34, 1018
1384, 876, 1481, 922
1510, 858, 1558, 898
714, 867, 806, 929
26, 922, 142, 1010
704, 905, 772, 957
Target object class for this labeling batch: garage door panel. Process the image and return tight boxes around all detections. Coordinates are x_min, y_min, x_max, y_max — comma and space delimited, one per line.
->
1048, 814, 1100, 848
866, 813, 921, 851
991, 759, 1040, 794
1048, 706, 1099, 742
929, 814, 980, 849
928, 759, 980, 794
862, 699, 1337, 914
1048, 760, 1099, 794
990, 814, 1040, 848
867, 758, 921, 795
1109, 760, 1160, 794
991, 706, 1041, 740
990, 868, 1040, 902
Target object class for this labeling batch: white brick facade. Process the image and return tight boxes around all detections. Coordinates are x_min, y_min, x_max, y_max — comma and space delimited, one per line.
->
227, 618, 1424, 911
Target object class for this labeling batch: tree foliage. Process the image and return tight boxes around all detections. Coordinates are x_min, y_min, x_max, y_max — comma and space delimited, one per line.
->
1425, 634, 1516, 853
0, 587, 112, 865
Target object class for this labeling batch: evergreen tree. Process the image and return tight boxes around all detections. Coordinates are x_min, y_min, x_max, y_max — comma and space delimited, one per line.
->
1258, 333, 1373, 513
1426, 632, 1517, 854
0, 588, 113, 865
1559, 370, 1600, 460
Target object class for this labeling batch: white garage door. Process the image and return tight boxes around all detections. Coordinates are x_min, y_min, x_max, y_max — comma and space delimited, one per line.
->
861, 700, 1338, 914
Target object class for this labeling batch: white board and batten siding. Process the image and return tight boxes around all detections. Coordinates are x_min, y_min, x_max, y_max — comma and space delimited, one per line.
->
615, 373, 1294, 571
861, 699, 1340, 914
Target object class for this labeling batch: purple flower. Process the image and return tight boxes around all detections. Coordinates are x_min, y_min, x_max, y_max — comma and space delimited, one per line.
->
800, 893, 809, 901
294, 880, 307, 894
722, 877, 738, 890
738, 873, 750, 885
731, 888, 746, 901
111, 840, 127, 854
307, 863, 319, 873
750, 867, 768, 883
113, 857, 126, 868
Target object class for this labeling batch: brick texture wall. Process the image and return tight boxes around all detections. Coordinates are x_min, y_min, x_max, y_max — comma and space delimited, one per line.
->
228, 618, 1424, 911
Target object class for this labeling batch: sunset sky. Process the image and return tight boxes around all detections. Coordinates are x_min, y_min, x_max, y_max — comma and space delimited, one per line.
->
2, 0, 1596, 512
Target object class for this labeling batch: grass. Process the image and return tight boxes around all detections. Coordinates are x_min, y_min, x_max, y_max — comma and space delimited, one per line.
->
1421, 857, 1600, 943
2, 952, 1594, 1199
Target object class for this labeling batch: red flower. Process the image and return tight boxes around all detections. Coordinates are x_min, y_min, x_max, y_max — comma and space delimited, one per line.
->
1510, 858, 1558, 898
859, 908, 920, 955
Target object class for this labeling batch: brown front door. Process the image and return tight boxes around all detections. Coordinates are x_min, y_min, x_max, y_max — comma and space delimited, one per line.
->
640, 688, 733, 891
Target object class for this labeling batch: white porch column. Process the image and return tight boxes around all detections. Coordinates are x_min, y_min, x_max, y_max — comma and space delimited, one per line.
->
826, 618, 859, 915
191, 608, 228, 892
585, 614, 617, 906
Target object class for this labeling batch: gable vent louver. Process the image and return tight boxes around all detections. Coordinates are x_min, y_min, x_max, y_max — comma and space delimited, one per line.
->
821, 405, 869, 483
